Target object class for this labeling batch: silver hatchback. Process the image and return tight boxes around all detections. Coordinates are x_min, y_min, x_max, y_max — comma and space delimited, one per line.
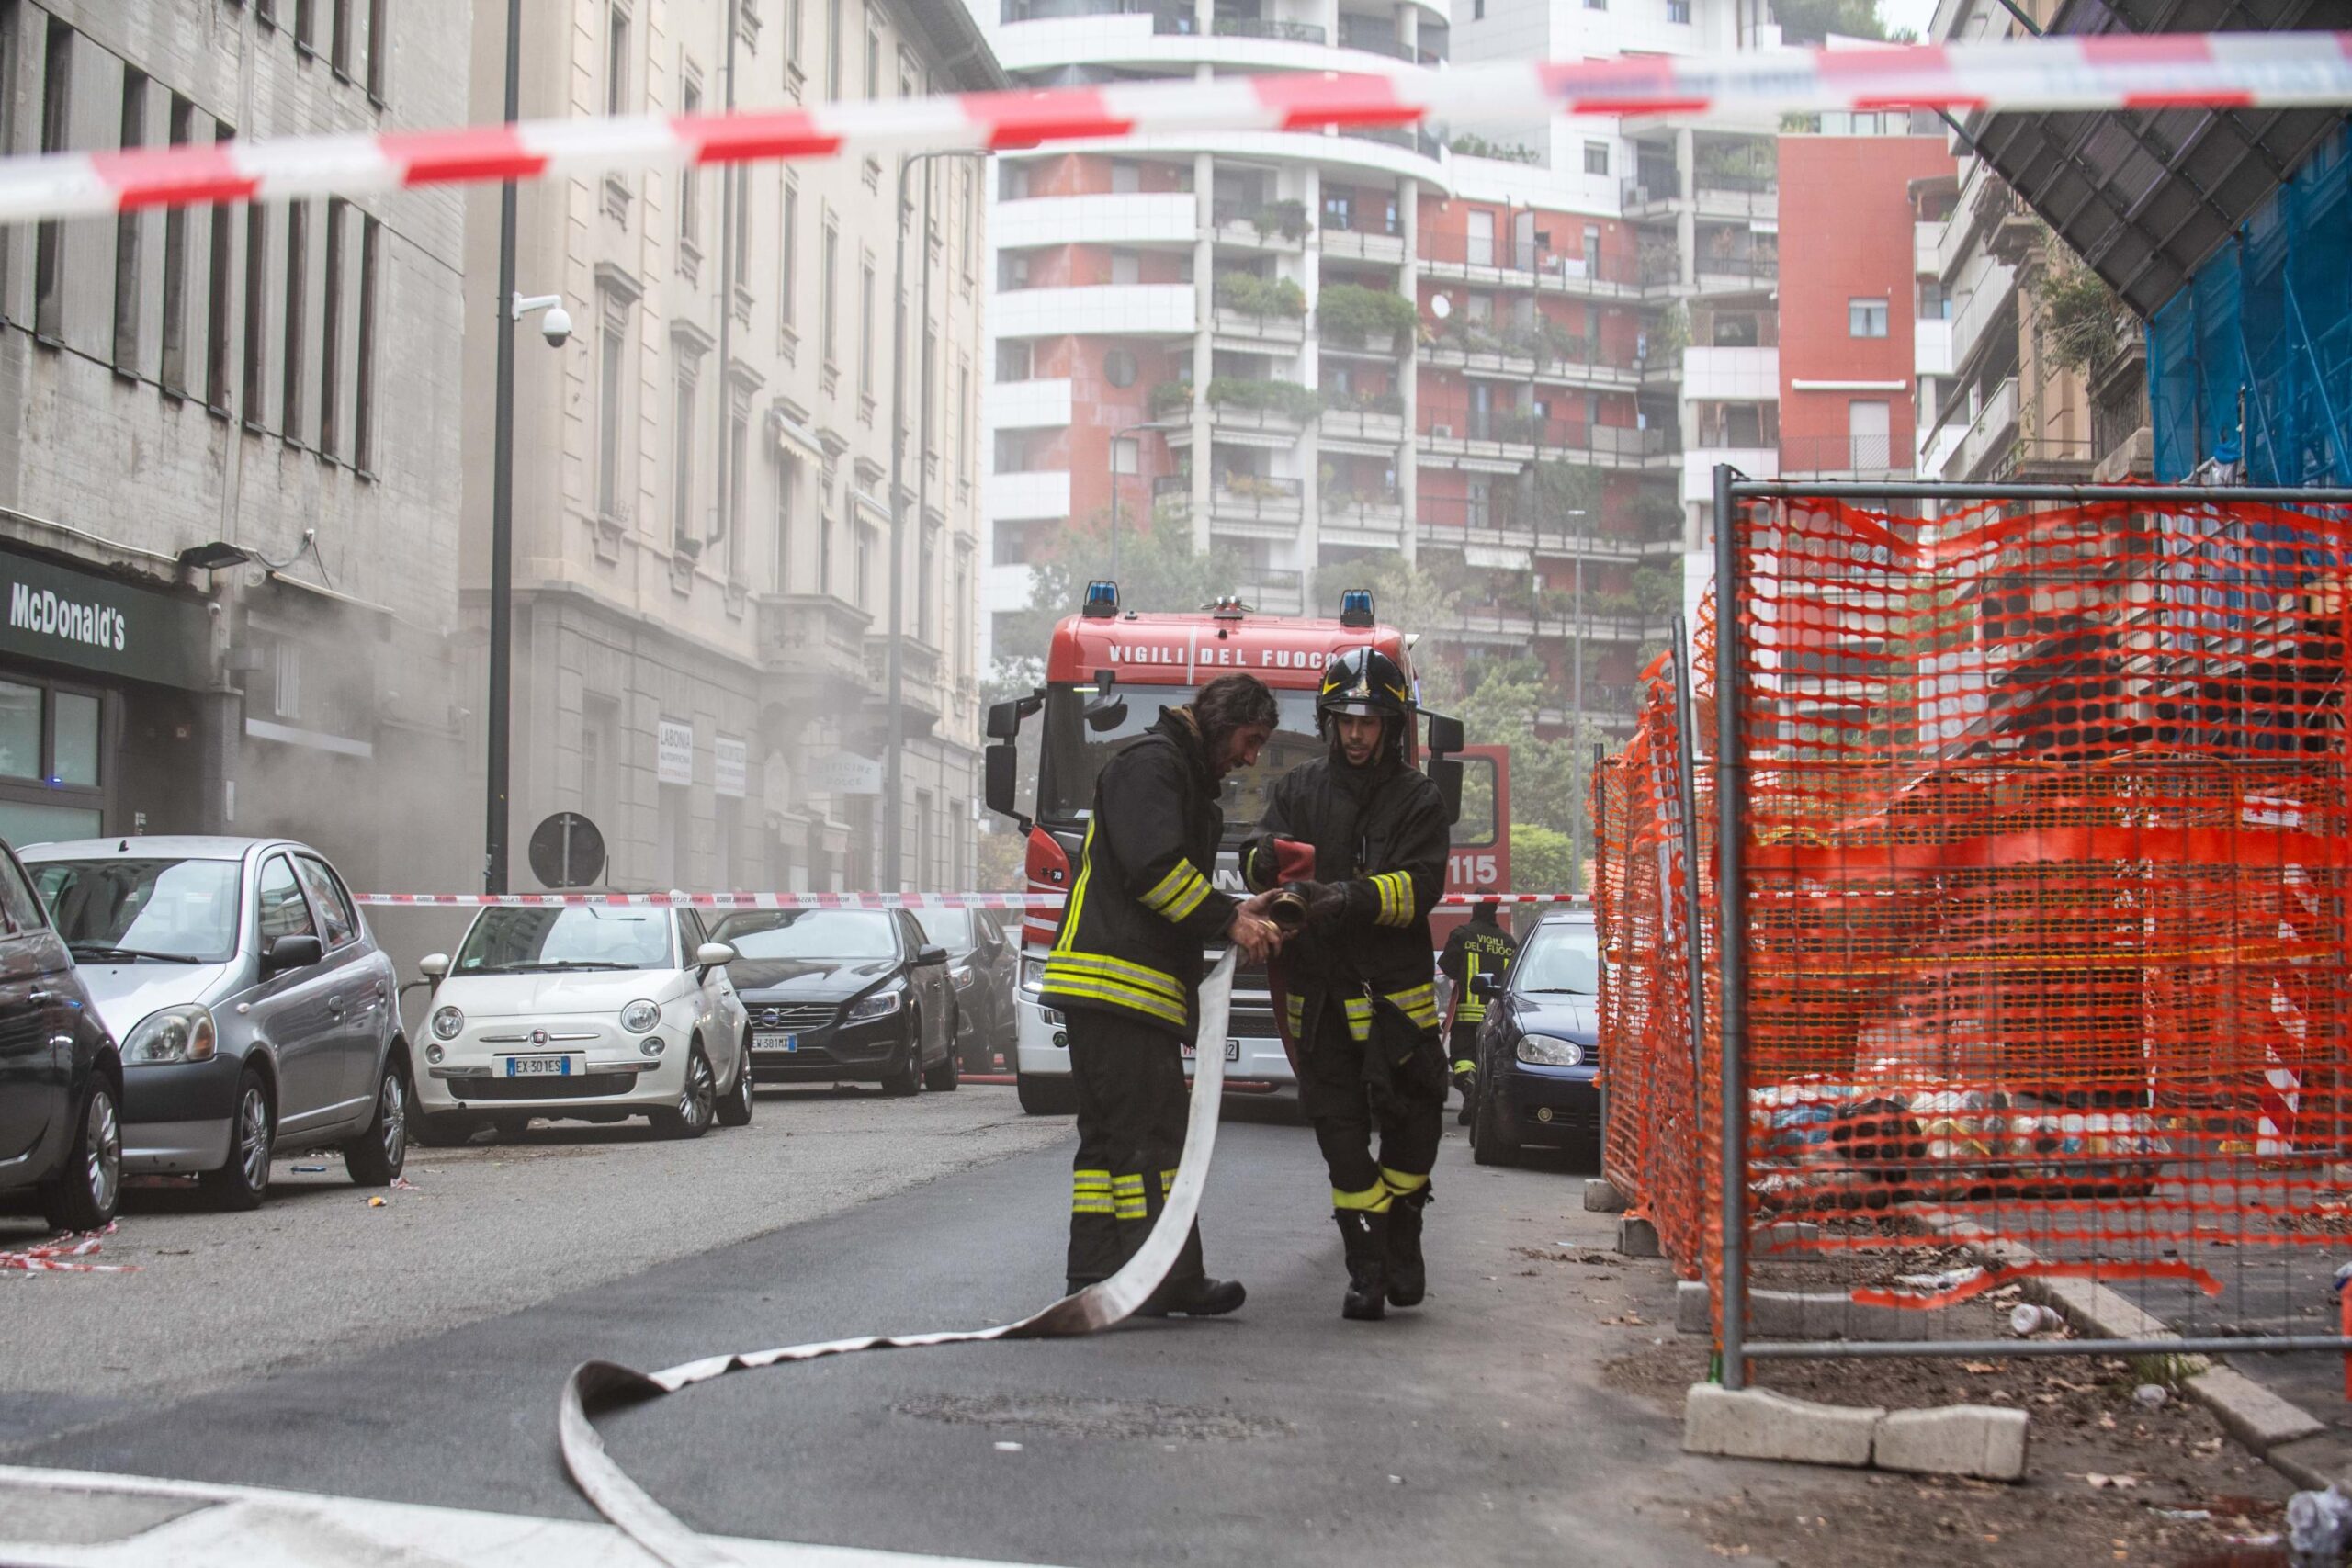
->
21, 837, 408, 1210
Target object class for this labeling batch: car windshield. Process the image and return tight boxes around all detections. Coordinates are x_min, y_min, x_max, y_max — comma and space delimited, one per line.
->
712, 908, 899, 960
1037, 683, 1326, 840
1514, 923, 1600, 996
917, 908, 975, 949
455, 906, 673, 973
31, 858, 243, 964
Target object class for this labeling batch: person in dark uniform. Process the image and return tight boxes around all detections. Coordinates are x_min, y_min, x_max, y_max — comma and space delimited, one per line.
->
1243, 648, 1451, 1321
1439, 899, 1518, 1125
1040, 671, 1285, 1314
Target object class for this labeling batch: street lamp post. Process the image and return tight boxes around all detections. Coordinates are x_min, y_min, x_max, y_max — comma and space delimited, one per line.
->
883, 149, 988, 895
483, 0, 523, 895
1106, 420, 1169, 581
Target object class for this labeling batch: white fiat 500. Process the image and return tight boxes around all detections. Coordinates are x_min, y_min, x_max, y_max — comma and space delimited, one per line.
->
410, 903, 752, 1144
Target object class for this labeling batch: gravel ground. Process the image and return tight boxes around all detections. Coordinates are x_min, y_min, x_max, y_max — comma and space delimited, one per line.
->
0, 1082, 1067, 1413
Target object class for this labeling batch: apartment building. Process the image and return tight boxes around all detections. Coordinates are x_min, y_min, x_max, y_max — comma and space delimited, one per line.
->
0, 0, 475, 897
973, 0, 1794, 745
464, 0, 999, 895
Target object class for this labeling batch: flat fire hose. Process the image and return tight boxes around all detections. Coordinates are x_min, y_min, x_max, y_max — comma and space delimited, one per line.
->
557, 951, 1239, 1568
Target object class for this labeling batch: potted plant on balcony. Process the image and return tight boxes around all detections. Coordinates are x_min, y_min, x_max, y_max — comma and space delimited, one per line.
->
1149, 378, 1195, 419
1317, 283, 1416, 354
1214, 272, 1307, 321
1251, 199, 1312, 243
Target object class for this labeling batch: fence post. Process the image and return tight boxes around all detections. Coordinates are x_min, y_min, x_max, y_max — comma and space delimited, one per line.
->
1712, 463, 1750, 1390
1669, 615, 1709, 1096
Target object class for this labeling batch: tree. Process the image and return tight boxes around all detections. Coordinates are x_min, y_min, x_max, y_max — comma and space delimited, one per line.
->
1511, 824, 1578, 896
1770, 0, 1893, 42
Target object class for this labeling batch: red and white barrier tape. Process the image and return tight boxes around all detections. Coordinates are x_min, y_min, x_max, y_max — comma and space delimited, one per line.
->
1, 1223, 136, 1275
355, 890, 1589, 909
1, 35, 2345, 222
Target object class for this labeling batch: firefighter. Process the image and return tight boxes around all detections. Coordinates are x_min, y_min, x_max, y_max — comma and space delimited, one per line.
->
1439, 899, 1519, 1126
1243, 648, 1452, 1321
1040, 671, 1287, 1316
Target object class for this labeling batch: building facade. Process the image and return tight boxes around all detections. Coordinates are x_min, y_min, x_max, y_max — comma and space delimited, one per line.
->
0, 0, 475, 897
464, 0, 998, 895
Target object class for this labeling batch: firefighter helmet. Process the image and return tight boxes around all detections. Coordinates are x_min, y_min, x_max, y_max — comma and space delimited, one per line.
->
1317, 647, 1413, 724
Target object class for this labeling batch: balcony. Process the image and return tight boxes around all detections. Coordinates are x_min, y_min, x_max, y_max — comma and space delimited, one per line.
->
1954, 376, 2019, 479
1948, 259, 2017, 376
1419, 232, 1643, 299
985, 468, 1072, 522
1692, 173, 1777, 221
1211, 196, 1311, 252
1914, 316, 1952, 378
993, 192, 1196, 250
1690, 251, 1778, 294
864, 636, 945, 728
992, 283, 1194, 341
1318, 216, 1406, 265
1778, 433, 1911, 481
1321, 490, 1406, 547
1419, 408, 1678, 471
985, 377, 1073, 432
1227, 567, 1304, 616
1318, 396, 1405, 446
1215, 16, 1326, 43
1417, 496, 1677, 561
1421, 329, 1646, 392
1680, 345, 1778, 402
1914, 220, 1939, 280
757, 593, 873, 690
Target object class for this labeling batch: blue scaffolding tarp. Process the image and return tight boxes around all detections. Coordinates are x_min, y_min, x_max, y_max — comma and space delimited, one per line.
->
2150, 126, 2352, 489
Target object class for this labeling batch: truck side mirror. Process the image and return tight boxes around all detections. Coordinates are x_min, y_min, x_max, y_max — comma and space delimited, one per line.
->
985, 742, 1028, 830
1428, 755, 1464, 826
1424, 711, 1464, 755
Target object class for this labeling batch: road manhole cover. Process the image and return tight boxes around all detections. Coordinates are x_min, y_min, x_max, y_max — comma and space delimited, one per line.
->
894, 1393, 1291, 1442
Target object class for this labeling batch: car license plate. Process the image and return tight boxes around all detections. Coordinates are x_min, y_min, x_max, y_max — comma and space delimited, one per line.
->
505, 1055, 572, 1077
754, 1031, 798, 1054
1182, 1038, 1243, 1063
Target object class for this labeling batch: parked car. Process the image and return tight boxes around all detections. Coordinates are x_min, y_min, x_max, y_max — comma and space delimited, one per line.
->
712, 908, 958, 1095
0, 837, 121, 1231
915, 906, 1018, 1074
411, 902, 752, 1143
1470, 908, 1601, 1168
23, 837, 409, 1210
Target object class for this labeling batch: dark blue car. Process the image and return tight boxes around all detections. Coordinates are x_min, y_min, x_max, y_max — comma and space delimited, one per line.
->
1469, 910, 1600, 1168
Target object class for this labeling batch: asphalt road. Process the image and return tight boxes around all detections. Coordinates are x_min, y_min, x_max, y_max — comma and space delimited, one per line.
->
2, 1085, 1725, 1567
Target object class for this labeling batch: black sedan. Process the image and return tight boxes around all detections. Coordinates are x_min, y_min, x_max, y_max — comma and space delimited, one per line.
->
1470, 910, 1601, 1168
0, 838, 121, 1231
915, 906, 1018, 1075
711, 908, 959, 1095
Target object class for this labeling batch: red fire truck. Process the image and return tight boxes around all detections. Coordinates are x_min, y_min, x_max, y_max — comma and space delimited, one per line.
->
982, 580, 1501, 1115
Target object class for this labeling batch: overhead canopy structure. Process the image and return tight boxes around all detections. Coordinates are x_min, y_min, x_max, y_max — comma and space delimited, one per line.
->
1959, 0, 2349, 320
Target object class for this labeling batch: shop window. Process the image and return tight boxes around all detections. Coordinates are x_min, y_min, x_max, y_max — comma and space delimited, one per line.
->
0, 682, 39, 779
53, 692, 97, 786
0, 678, 106, 845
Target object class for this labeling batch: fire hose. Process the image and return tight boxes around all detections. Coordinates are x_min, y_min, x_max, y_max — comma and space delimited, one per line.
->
556, 950, 1239, 1568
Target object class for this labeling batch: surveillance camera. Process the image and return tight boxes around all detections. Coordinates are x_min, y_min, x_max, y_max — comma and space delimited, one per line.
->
540, 304, 572, 348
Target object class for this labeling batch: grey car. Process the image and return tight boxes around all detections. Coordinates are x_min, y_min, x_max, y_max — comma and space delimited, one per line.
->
21, 837, 409, 1210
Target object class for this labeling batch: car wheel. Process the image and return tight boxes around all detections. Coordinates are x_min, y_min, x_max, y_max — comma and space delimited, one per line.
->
1016, 1071, 1076, 1116
716, 1032, 756, 1127
922, 1020, 960, 1093
199, 1067, 274, 1211
410, 1110, 478, 1147
39, 1075, 121, 1232
1471, 1059, 1521, 1168
880, 1021, 922, 1098
343, 1057, 410, 1186
652, 1042, 718, 1138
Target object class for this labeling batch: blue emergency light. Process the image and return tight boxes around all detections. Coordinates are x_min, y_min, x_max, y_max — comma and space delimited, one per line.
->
1082, 579, 1120, 618
1339, 587, 1375, 627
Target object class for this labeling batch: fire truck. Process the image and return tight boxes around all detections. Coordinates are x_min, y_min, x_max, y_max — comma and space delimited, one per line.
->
982, 580, 1495, 1115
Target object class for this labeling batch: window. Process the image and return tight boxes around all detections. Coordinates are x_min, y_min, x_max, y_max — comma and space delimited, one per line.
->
1103, 347, 1137, 388
727, 398, 750, 577
366, 0, 389, 100
207, 124, 235, 413
1918, 280, 1951, 321
999, 162, 1029, 200
256, 856, 317, 943
34, 18, 70, 342
956, 362, 971, 479
295, 0, 315, 52
1667, 0, 1690, 17
282, 203, 308, 439
243, 205, 268, 425
857, 260, 875, 405
114, 69, 146, 371
826, 0, 842, 97
922, 321, 936, 452
918, 522, 937, 637
596, 303, 627, 519
294, 856, 356, 948
1848, 400, 1891, 468
1849, 297, 1889, 338
678, 76, 702, 254
330, 0, 353, 75
1110, 249, 1140, 286
958, 164, 976, 279
355, 216, 379, 470
779, 179, 797, 333
1472, 0, 1483, 16
1111, 159, 1140, 195
992, 521, 1027, 567
161, 96, 193, 396
319, 199, 345, 458
256, 0, 276, 28
864, 16, 879, 100
1584, 140, 1610, 177
673, 361, 698, 542
786, 0, 802, 68
819, 496, 834, 592
997, 251, 1028, 290
0, 680, 103, 846
774, 454, 797, 591
1585, 0, 1606, 9
273, 639, 301, 719
996, 339, 1031, 381
1465, 210, 1493, 267
820, 220, 838, 367
605, 6, 629, 116
854, 524, 873, 608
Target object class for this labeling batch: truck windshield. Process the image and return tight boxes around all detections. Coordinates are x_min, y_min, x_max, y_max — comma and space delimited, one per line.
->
1037, 683, 1324, 840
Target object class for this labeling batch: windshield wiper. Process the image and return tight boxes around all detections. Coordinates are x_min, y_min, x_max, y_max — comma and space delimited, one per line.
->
506, 960, 636, 972
70, 943, 205, 964
1523, 986, 1593, 995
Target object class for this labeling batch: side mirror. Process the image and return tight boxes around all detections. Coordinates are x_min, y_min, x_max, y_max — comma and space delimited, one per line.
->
1470, 973, 1501, 998
1424, 710, 1465, 755
985, 688, 1044, 741
419, 953, 450, 981
264, 933, 324, 976
915, 943, 949, 966
695, 942, 737, 970
1428, 755, 1464, 826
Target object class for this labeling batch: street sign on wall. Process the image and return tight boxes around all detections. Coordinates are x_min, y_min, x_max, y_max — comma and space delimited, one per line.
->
807, 751, 882, 796
657, 719, 694, 786
714, 735, 749, 798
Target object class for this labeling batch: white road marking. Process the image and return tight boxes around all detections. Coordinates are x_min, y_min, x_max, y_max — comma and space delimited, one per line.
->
0, 1465, 1061, 1568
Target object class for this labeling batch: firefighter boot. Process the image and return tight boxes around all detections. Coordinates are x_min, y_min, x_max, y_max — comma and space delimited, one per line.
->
1137, 1275, 1248, 1317
1335, 1209, 1390, 1321
1386, 1187, 1431, 1308
1453, 1068, 1476, 1126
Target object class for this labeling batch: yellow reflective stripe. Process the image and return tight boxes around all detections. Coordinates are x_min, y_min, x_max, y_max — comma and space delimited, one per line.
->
1371, 872, 1415, 928
1139, 859, 1213, 921
1380, 1168, 1429, 1194
1333, 1182, 1393, 1213
1038, 974, 1188, 1027
1044, 951, 1184, 1000
1451, 1059, 1476, 1074
1341, 994, 1374, 1043
1051, 825, 1098, 957
1162, 872, 1212, 921
1284, 995, 1304, 1032
1072, 1168, 1111, 1188
1159, 1168, 1178, 1195
1140, 861, 1192, 911
1112, 1175, 1149, 1220
1385, 982, 1440, 1030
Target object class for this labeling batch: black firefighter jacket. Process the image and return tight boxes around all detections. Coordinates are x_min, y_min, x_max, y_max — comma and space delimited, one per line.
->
1039, 707, 1239, 1039
1250, 753, 1451, 1043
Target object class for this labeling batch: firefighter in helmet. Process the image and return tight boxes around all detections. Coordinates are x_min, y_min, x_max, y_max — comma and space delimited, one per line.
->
1242, 647, 1452, 1320
1040, 671, 1287, 1314
1439, 899, 1518, 1125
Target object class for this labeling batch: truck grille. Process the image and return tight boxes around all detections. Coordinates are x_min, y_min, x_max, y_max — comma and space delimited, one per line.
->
752, 1003, 837, 1031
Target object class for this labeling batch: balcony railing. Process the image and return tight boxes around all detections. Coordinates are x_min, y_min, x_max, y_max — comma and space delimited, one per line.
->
1339, 125, 1444, 161
1419, 408, 1678, 463
1777, 433, 1910, 478
1322, 490, 1404, 524
1208, 475, 1304, 521
1227, 568, 1304, 615
1693, 251, 1778, 282
1336, 26, 1411, 59
1215, 16, 1327, 42
1419, 232, 1641, 290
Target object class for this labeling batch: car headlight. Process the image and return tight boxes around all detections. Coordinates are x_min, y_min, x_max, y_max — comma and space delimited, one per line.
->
431, 1005, 465, 1042
950, 964, 976, 991
844, 987, 904, 1024
620, 998, 662, 1034
1517, 1033, 1586, 1067
123, 1004, 218, 1066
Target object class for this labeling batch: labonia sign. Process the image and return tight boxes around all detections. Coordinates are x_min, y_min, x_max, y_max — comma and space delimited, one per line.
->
0, 542, 211, 689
